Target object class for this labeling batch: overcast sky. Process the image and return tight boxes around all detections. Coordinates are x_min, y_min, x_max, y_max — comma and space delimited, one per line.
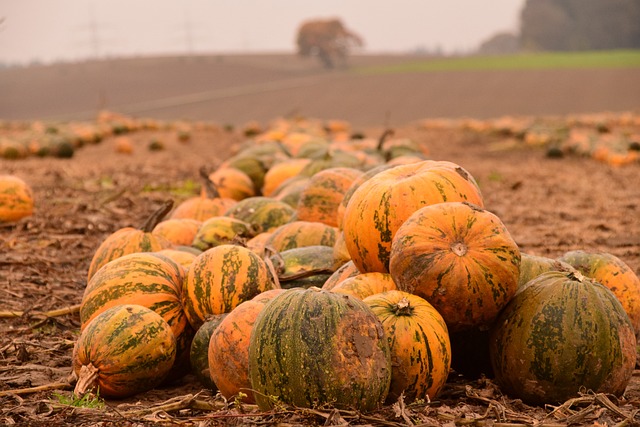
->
0, 0, 526, 65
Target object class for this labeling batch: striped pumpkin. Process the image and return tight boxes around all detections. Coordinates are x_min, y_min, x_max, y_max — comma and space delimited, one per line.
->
87, 201, 174, 280
262, 158, 311, 197
0, 175, 34, 222
170, 195, 237, 222
208, 289, 285, 402
73, 304, 176, 398
80, 252, 193, 379
389, 202, 520, 332
270, 245, 338, 289
208, 167, 256, 201
248, 287, 391, 411
266, 220, 338, 252
225, 196, 296, 234
296, 167, 363, 227
322, 260, 360, 290
363, 290, 451, 403
489, 271, 637, 405
152, 218, 202, 247
519, 252, 575, 289
182, 244, 275, 330
343, 160, 484, 273
558, 250, 640, 336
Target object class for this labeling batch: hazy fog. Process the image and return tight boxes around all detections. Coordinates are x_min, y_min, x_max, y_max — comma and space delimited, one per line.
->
0, 0, 525, 65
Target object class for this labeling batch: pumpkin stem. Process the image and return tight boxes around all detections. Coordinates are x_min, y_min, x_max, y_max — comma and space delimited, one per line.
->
393, 298, 413, 316
377, 128, 395, 158
262, 248, 282, 289
199, 166, 221, 199
74, 363, 100, 397
140, 199, 174, 232
450, 241, 468, 257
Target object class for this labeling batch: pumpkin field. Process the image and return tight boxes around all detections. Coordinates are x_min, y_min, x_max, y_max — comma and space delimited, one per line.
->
1, 58, 640, 426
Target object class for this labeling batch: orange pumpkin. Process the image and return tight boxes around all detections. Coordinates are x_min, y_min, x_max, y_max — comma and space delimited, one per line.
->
208, 167, 256, 201
343, 160, 484, 273
152, 218, 202, 246
322, 260, 360, 290
262, 158, 311, 197
296, 167, 363, 227
330, 272, 397, 300
364, 291, 451, 403
0, 175, 34, 222
87, 201, 174, 280
389, 202, 520, 332
225, 196, 296, 234
208, 289, 285, 402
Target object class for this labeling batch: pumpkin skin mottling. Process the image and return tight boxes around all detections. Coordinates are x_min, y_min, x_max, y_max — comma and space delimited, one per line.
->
0, 175, 34, 222
364, 290, 451, 403
390, 201, 520, 332
489, 271, 637, 406
73, 304, 176, 399
248, 288, 391, 411
182, 245, 275, 330
343, 160, 484, 274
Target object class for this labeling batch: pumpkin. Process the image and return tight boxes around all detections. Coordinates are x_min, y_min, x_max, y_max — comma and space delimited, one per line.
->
245, 232, 273, 257
0, 175, 34, 222
170, 167, 238, 221
152, 218, 202, 246
73, 304, 176, 398
322, 260, 360, 290
295, 167, 363, 227
182, 244, 275, 330
208, 167, 256, 201
331, 272, 397, 300
558, 250, 640, 335
248, 287, 391, 411
220, 154, 268, 192
87, 200, 174, 280
190, 314, 227, 390
270, 245, 338, 289
225, 196, 295, 234
390, 202, 520, 332
363, 291, 451, 403
332, 231, 351, 267
265, 220, 338, 252
343, 160, 484, 273
262, 158, 311, 197
519, 252, 575, 289
80, 252, 193, 379
490, 271, 637, 405
155, 249, 198, 270
191, 216, 256, 251
208, 289, 285, 402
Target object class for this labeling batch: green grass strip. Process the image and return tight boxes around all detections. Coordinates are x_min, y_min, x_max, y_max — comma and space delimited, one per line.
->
354, 50, 640, 74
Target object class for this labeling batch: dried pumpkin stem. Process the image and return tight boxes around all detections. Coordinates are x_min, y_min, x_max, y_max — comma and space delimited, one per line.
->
140, 199, 174, 232
393, 298, 413, 316
74, 363, 100, 396
199, 166, 221, 198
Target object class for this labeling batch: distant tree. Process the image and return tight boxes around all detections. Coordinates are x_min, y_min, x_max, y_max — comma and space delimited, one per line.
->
520, 0, 640, 51
296, 18, 364, 69
477, 32, 520, 55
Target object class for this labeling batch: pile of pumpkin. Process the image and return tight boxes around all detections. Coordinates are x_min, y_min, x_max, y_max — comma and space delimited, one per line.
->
67, 116, 639, 412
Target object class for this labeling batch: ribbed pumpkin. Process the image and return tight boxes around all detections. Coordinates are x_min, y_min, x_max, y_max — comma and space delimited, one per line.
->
343, 160, 484, 273
225, 196, 296, 234
191, 216, 256, 251
0, 175, 34, 222
80, 252, 193, 379
331, 272, 397, 300
208, 167, 256, 201
270, 245, 338, 289
490, 271, 637, 405
87, 201, 174, 281
390, 202, 520, 332
171, 168, 237, 221
73, 304, 176, 398
558, 250, 640, 335
296, 167, 363, 227
152, 218, 202, 247
363, 291, 451, 403
208, 289, 285, 402
265, 220, 338, 252
322, 260, 360, 290
182, 244, 275, 330
248, 287, 391, 411
190, 313, 227, 390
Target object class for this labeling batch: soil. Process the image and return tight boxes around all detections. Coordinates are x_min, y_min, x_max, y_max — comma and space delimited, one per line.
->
1, 55, 639, 426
